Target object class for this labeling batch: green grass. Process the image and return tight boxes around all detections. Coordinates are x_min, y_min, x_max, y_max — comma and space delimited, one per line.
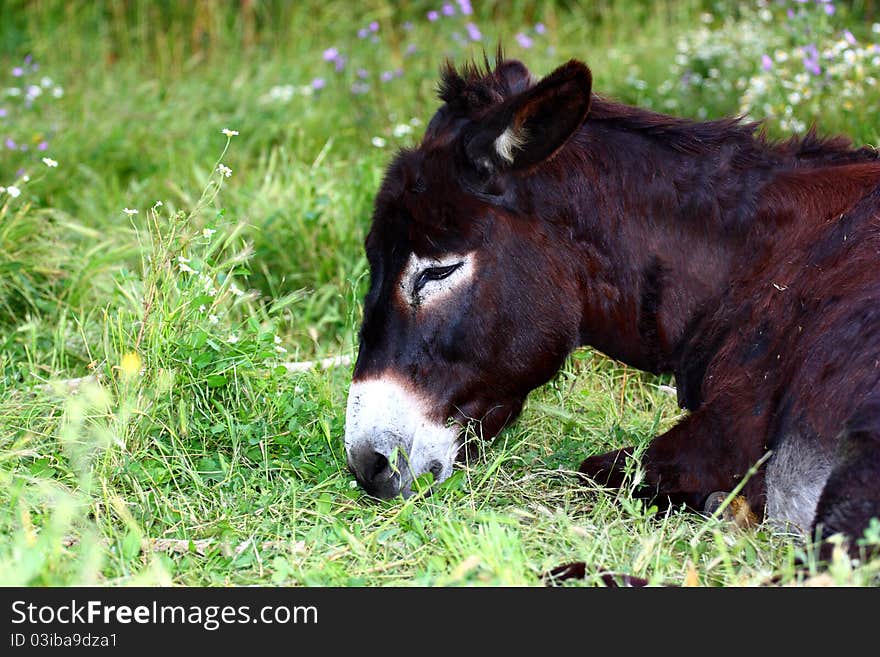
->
1, 0, 879, 587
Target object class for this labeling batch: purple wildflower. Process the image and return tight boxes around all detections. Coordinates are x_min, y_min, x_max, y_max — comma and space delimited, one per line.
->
787, 8, 794, 19
535, 23, 546, 35
802, 45, 819, 71
844, 30, 856, 45
516, 33, 533, 49
12, 67, 23, 77
351, 82, 370, 95
825, 4, 835, 15
312, 77, 326, 90
5, 137, 16, 149
403, 21, 413, 31
357, 68, 370, 79
761, 54, 773, 71
358, 28, 369, 39
322, 47, 340, 62
334, 56, 346, 73
427, 10, 439, 21
442, 3, 455, 15
405, 43, 418, 56
24, 55, 32, 64
380, 71, 394, 82
369, 21, 379, 32
457, 0, 473, 15
466, 22, 482, 41
38, 141, 48, 151
0, 108, 6, 118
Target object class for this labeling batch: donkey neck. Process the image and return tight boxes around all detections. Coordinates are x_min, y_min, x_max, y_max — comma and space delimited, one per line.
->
551, 119, 880, 375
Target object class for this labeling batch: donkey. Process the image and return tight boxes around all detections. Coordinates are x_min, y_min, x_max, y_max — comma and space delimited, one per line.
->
344, 55, 880, 558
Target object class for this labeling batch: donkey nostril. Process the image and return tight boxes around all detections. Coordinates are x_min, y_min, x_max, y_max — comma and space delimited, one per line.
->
370, 451, 392, 482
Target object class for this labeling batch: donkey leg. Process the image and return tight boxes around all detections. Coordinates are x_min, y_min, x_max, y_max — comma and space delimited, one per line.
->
579, 406, 763, 512
811, 397, 880, 561
543, 562, 650, 587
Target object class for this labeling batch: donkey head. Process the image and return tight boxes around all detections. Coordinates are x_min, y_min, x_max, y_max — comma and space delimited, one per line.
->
345, 58, 593, 498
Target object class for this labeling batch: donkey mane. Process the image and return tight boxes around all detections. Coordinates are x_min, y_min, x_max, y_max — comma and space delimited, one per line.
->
438, 55, 879, 169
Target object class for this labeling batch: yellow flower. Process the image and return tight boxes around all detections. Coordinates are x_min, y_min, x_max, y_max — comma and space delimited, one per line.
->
120, 351, 142, 378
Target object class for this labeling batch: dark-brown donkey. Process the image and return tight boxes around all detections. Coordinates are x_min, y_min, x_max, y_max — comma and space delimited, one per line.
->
344, 54, 880, 560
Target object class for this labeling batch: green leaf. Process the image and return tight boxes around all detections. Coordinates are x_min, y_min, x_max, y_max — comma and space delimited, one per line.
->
206, 374, 227, 388
121, 530, 142, 560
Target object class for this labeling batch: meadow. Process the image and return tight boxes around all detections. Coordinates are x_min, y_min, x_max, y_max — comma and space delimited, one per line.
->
1, 0, 879, 586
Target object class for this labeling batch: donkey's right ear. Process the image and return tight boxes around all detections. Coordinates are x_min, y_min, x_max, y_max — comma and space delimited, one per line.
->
465, 60, 592, 175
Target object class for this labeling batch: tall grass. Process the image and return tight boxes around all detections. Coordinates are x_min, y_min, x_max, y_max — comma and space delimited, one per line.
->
1, 0, 879, 586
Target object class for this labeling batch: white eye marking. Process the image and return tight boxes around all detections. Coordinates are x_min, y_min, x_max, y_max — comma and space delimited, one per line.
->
494, 125, 526, 163
398, 252, 475, 309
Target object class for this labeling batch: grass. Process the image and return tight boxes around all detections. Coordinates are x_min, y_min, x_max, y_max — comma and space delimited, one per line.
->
1, 0, 879, 586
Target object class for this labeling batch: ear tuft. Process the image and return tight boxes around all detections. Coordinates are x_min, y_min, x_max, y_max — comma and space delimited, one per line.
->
494, 126, 527, 164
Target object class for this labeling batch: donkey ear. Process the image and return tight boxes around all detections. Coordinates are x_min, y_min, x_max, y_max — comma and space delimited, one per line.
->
465, 60, 592, 173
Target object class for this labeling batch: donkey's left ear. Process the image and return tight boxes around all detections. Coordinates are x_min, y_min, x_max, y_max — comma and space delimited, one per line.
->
465, 60, 592, 173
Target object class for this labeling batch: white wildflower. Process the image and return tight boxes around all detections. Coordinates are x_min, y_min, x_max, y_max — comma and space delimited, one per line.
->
392, 123, 413, 138
371, 136, 387, 148
41, 157, 58, 168
227, 333, 239, 344
221, 128, 239, 137
217, 164, 232, 178
208, 314, 219, 325
202, 227, 217, 239
198, 305, 206, 313
229, 282, 244, 296
200, 274, 217, 296
123, 207, 138, 215
6, 186, 20, 198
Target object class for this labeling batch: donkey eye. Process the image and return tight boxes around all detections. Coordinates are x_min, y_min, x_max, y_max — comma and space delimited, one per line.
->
413, 263, 462, 294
